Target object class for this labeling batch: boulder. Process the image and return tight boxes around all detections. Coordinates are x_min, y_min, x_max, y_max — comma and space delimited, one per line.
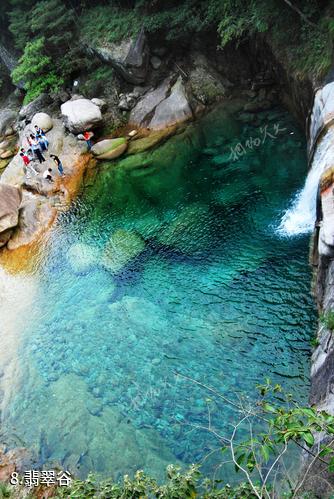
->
61, 98, 103, 134
6, 196, 56, 250
118, 93, 137, 111
0, 184, 22, 246
32, 112, 53, 132
0, 150, 15, 160
91, 98, 107, 112
91, 138, 128, 160
319, 187, 334, 252
18, 93, 52, 120
129, 77, 172, 127
0, 109, 16, 137
149, 76, 193, 130
129, 76, 192, 131
0, 139, 10, 150
127, 127, 176, 155
102, 229, 145, 274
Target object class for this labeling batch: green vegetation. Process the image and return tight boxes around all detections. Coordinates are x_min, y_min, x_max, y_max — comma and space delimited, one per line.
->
0, 0, 333, 102
11, 37, 62, 103
320, 309, 334, 331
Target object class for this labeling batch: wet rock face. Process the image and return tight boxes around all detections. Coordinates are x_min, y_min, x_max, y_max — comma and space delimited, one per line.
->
61, 98, 103, 134
0, 184, 21, 247
309, 82, 334, 156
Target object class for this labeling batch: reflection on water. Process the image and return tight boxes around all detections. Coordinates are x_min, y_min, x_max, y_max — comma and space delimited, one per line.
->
0, 105, 316, 480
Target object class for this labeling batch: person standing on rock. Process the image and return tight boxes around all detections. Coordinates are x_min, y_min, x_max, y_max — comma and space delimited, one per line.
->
50, 154, 64, 176
34, 125, 49, 151
20, 149, 38, 176
29, 134, 46, 164
83, 131, 93, 150
20, 151, 30, 167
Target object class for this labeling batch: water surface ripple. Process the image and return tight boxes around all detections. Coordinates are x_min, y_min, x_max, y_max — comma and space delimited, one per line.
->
0, 106, 316, 480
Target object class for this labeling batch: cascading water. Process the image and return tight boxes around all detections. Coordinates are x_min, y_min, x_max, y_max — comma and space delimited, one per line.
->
278, 127, 334, 236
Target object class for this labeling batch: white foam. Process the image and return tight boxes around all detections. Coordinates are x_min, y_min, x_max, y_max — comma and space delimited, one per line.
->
278, 128, 334, 236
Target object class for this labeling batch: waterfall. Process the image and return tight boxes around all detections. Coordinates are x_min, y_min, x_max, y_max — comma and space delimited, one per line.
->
278, 127, 334, 236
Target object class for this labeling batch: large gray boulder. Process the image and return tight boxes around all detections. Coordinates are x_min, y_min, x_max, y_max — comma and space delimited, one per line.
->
0, 184, 22, 247
61, 98, 103, 133
32, 112, 53, 132
129, 77, 172, 127
129, 76, 193, 130
149, 77, 193, 130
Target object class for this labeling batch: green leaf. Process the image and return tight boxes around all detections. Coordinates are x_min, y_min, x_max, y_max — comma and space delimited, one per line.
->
329, 457, 334, 473
263, 403, 277, 414
319, 446, 333, 458
302, 431, 315, 447
260, 444, 271, 463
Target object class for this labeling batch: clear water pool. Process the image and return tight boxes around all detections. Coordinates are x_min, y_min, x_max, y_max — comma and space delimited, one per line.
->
0, 104, 316, 481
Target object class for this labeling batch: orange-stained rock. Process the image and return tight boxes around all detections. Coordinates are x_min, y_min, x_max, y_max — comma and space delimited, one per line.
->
0, 117, 96, 273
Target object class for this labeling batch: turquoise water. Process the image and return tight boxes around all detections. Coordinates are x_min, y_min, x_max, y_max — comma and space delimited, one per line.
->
0, 105, 316, 481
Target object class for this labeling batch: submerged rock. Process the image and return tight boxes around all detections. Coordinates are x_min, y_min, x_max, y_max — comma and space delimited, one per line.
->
102, 229, 145, 274
91, 138, 127, 160
61, 98, 103, 134
156, 203, 212, 254
67, 242, 100, 274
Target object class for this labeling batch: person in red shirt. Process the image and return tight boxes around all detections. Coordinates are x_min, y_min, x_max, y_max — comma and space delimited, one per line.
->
83, 131, 93, 150
20, 151, 30, 166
